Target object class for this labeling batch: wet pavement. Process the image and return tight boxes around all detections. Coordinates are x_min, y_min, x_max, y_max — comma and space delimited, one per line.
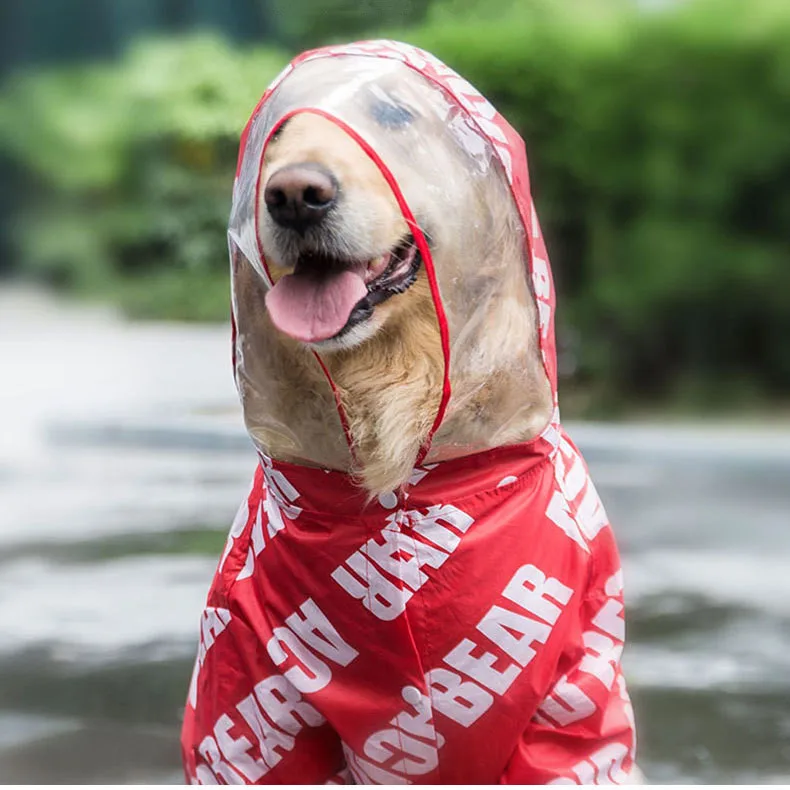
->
1, 291, 788, 783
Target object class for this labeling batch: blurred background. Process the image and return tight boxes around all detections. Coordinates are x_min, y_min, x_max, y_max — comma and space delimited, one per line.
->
0, 0, 789, 783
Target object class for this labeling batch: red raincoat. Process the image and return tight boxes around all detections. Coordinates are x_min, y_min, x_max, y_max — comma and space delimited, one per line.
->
181, 41, 638, 785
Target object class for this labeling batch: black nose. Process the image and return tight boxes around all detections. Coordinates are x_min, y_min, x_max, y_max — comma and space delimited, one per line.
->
263, 164, 338, 232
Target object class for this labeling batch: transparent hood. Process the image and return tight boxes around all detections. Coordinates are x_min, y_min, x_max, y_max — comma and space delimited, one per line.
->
230, 43, 556, 488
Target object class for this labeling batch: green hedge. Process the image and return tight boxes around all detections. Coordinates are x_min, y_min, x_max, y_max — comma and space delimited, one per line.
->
408, 0, 790, 410
0, 35, 287, 319
1, 0, 789, 411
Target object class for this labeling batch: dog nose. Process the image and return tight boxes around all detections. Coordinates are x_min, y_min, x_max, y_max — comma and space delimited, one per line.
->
264, 164, 338, 231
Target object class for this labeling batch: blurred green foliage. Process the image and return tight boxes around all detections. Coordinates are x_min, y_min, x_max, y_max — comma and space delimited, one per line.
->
0, 35, 287, 319
269, 0, 431, 49
1, 0, 788, 410
411, 0, 790, 410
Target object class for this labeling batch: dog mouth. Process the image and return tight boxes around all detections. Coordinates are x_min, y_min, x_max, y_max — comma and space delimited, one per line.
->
264, 236, 421, 344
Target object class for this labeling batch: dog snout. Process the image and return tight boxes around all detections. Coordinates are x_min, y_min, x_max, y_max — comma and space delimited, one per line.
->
264, 163, 338, 232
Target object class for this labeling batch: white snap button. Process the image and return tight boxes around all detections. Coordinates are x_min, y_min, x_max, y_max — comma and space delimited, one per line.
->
378, 491, 398, 509
402, 685, 423, 707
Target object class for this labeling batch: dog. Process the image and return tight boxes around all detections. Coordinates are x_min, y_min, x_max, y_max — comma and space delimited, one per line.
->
182, 41, 639, 785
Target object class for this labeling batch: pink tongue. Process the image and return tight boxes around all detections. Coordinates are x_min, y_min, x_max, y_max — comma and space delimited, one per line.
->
265, 269, 368, 343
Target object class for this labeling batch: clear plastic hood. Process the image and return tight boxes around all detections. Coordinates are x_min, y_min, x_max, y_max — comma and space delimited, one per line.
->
229, 42, 558, 489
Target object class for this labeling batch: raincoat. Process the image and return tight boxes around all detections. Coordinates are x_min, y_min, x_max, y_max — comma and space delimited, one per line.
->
181, 40, 638, 785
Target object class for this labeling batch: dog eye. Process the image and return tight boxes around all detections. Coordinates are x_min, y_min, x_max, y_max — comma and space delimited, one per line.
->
371, 99, 416, 129
268, 118, 290, 143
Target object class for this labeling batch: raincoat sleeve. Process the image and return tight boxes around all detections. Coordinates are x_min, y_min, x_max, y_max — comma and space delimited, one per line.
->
181, 600, 349, 786
501, 527, 638, 785
181, 472, 348, 785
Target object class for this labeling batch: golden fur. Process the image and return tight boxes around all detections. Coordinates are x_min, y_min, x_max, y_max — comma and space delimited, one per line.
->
239, 105, 553, 495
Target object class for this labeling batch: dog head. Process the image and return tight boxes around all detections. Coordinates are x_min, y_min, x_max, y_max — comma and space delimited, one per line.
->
254, 56, 499, 354
232, 47, 555, 484
259, 114, 418, 352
